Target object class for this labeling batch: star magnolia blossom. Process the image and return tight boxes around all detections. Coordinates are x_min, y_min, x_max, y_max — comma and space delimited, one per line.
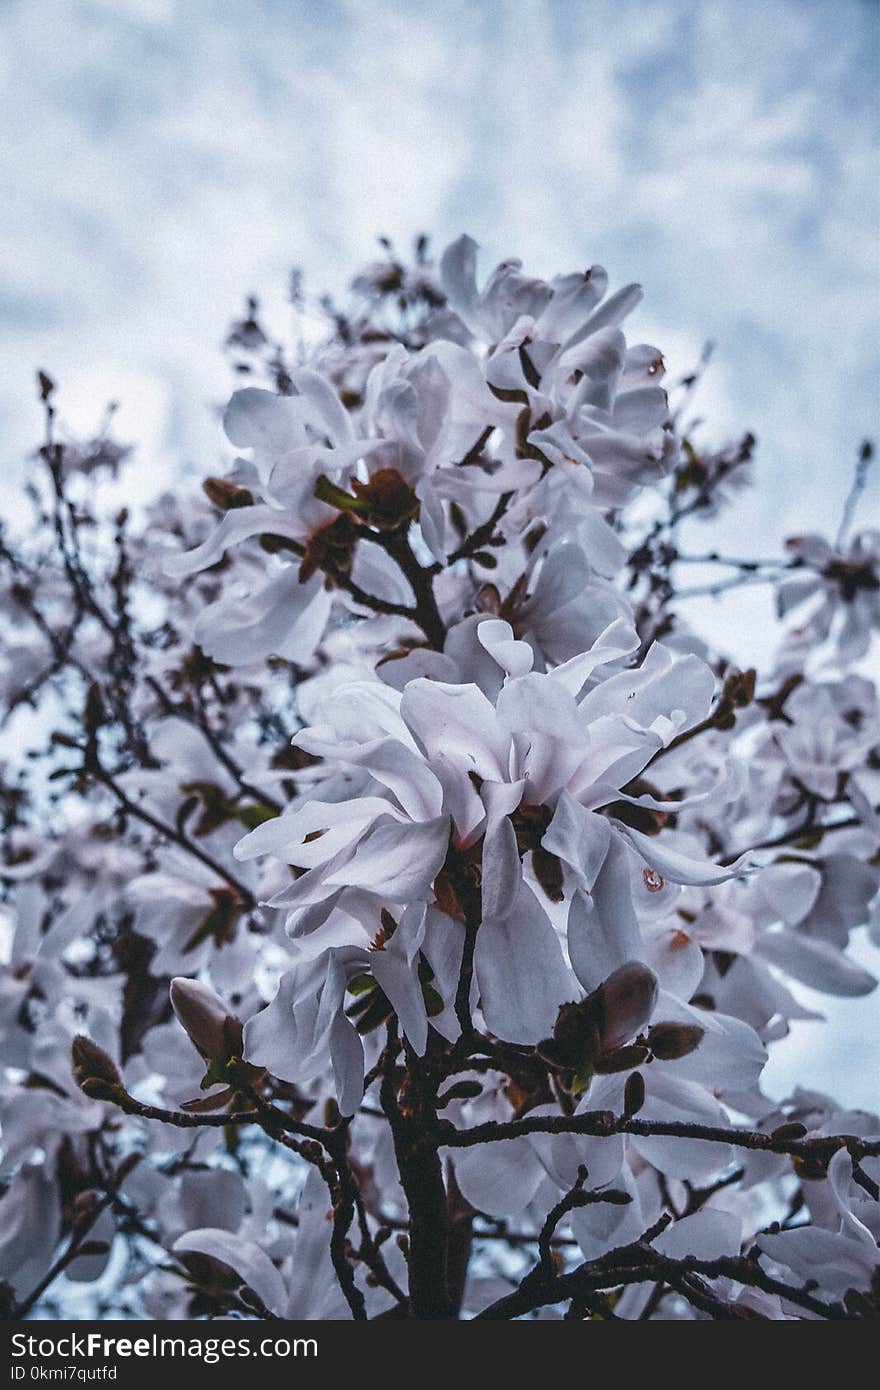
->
236, 632, 755, 1110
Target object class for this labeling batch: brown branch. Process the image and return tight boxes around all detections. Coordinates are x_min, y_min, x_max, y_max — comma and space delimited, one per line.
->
475, 1234, 847, 1321
437, 1110, 880, 1165
438, 488, 513, 571
380, 1027, 452, 1318
721, 814, 862, 865
363, 528, 446, 650
111, 1088, 330, 1146
85, 758, 258, 908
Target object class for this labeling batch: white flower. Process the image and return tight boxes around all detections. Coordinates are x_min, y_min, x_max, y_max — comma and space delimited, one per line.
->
776, 529, 880, 668
759, 1147, 880, 1300
235, 634, 758, 1107
174, 1166, 405, 1318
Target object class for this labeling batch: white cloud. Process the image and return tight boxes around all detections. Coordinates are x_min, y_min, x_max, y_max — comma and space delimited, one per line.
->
0, 0, 876, 522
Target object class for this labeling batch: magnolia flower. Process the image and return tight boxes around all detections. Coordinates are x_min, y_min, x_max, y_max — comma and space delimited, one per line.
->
235, 632, 756, 1112
776, 529, 880, 668
161, 375, 361, 665
243, 903, 464, 1115
174, 1166, 405, 1318
752, 679, 880, 841
759, 1147, 880, 1300
0, 885, 122, 1072
127, 847, 257, 977
441, 235, 675, 527
359, 339, 514, 561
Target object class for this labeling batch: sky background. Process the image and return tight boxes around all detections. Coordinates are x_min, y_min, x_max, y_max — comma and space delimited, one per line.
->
1, 0, 878, 1106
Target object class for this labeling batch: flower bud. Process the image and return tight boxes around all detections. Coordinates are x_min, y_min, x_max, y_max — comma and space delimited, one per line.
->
71, 1034, 123, 1098
770, 1121, 808, 1142
624, 1070, 646, 1118
202, 476, 254, 511
595, 1042, 650, 1074
170, 977, 242, 1061
647, 1021, 705, 1061
596, 962, 658, 1051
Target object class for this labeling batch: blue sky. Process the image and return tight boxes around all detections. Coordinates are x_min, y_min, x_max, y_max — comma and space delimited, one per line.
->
1, 0, 879, 1104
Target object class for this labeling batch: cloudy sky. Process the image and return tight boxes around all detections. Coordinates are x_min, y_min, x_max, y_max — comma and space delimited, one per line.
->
1, 0, 878, 1103
2, 0, 877, 516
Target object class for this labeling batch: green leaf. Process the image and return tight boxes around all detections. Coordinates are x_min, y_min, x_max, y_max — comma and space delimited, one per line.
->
314, 474, 371, 515
234, 803, 277, 830
348, 974, 377, 997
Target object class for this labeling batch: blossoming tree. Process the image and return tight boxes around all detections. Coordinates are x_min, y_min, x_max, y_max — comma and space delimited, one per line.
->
1, 236, 878, 1321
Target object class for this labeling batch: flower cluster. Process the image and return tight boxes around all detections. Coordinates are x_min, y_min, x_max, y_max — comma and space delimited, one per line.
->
0, 236, 877, 1321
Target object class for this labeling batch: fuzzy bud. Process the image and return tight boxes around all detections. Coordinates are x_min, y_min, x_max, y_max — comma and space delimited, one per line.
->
71, 1035, 123, 1099
647, 1021, 705, 1061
